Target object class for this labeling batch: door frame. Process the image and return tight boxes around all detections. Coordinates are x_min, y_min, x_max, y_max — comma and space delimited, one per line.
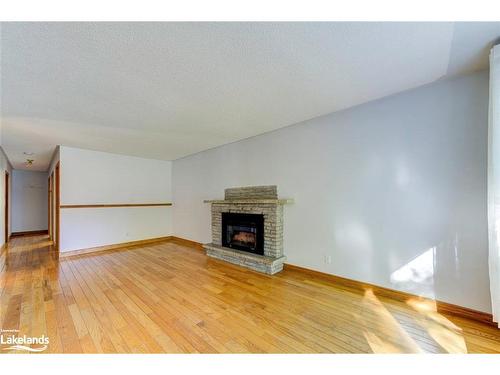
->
48, 173, 53, 241
4, 171, 9, 243
55, 162, 60, 251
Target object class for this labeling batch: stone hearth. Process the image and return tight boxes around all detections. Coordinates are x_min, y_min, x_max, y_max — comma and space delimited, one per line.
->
203, 185, 293, 274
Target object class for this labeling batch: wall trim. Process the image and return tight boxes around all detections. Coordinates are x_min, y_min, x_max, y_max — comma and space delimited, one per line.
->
10, 229, 49, 238
60, 203, 172, 209
169, 236, 205, 251
59, 236, 173, 258
283, 263, 496, 328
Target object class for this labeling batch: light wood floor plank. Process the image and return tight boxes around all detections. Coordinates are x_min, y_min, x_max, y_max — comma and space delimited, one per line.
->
0, 235, 499, 354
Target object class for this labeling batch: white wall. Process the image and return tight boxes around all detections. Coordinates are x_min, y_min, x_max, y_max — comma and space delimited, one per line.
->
173, 71, 491, 313
60, 146, 173, 252
47, 146, 60, 176
11, 170, 48, 232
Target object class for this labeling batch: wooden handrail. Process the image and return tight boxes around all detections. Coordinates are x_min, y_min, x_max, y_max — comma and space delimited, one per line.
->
60, 203, 172, 208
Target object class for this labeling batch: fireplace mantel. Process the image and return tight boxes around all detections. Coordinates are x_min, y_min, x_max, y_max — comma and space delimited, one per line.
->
203, 198, 293, 205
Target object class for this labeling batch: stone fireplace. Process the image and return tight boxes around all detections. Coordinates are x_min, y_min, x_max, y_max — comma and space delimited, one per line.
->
203, 185, 293, 274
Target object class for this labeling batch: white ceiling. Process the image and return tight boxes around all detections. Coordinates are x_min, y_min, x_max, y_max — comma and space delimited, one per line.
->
1, 22, 499, 171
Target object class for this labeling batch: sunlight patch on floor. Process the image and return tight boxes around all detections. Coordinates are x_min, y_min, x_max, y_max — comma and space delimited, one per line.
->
358, 289, 423, 353
406, 298, 467, 353
6, 237, 53, 253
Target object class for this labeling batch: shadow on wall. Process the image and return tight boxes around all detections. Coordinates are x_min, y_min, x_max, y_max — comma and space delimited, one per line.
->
334, 208, 485, 302
325, 114, 489, 311
387, 232, 484, 312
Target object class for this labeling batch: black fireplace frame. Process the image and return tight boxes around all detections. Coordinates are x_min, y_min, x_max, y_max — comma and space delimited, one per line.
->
221, 212, 264, 255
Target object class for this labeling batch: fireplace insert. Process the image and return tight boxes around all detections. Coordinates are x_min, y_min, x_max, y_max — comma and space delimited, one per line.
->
221, 212, 264, 255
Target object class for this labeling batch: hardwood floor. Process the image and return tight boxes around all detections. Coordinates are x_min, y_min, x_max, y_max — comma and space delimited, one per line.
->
1, 235, 499, 353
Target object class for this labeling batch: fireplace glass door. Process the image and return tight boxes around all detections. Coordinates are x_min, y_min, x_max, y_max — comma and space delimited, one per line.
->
221, 212, 264, 255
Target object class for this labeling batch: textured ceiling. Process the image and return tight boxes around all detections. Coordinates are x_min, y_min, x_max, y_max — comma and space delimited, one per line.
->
1, 22, 499, 171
